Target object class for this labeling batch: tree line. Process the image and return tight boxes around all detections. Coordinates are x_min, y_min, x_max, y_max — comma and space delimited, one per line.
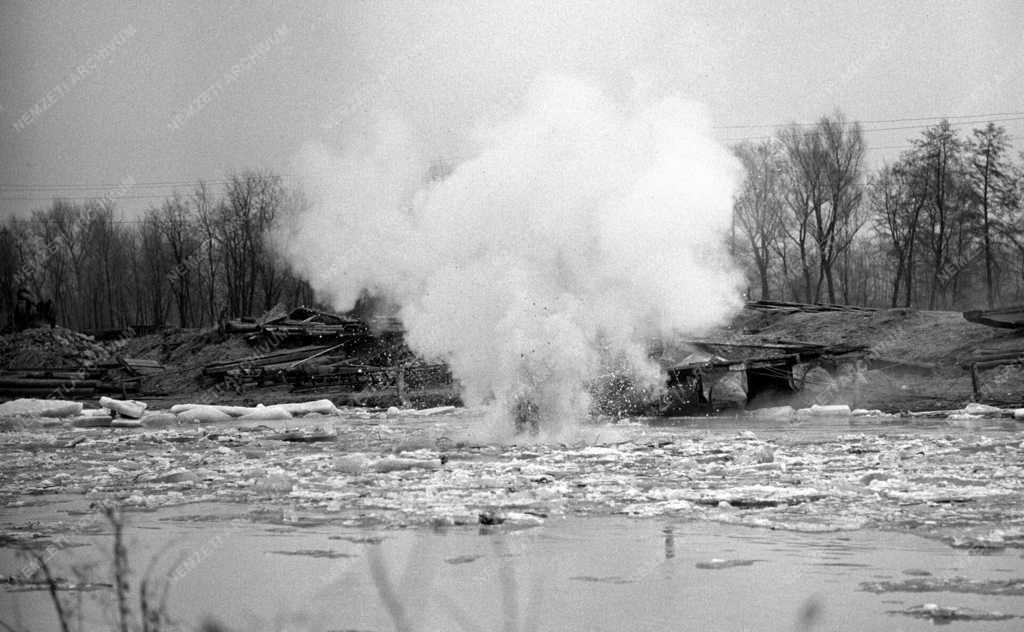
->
2, 115, 1022, 333
731, 115, 1023, 309
0, 171, 315, 332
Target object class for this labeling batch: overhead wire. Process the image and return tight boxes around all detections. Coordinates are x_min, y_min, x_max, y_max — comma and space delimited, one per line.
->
711, 111, 1024, 130
2, 111, 1021, 201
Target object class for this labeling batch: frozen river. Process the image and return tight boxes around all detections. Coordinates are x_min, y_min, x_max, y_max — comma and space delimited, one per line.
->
1, 409, 1022, 630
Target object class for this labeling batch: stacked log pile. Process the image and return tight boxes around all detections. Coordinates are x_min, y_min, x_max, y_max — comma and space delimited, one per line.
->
210, 307, 452, 397
0, 327, 157, 399
226, 306, 403, 345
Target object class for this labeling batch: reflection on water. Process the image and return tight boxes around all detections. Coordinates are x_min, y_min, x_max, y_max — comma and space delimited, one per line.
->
1, 512, 1021, 631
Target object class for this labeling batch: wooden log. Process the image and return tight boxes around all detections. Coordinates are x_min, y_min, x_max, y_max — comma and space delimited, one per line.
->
120, 357, 165, 376
972, 358, 1024, 371
0, 388, 96, 398
202, 345, 334, 375
870, 357, 937, 374
904, 409, 965, 417
684, 339, 825, 351
957, 351, 1024, 369
0, 378, 101, 389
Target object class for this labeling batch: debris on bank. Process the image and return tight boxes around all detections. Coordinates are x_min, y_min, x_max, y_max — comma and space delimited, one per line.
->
746, 300, 879, 314
0, 327, 152, 398
206, 306, 455, 404
0, 327, 112, 370
660, 336, 869, 414
3, 303, 1024, 414
0, 305, 456, 408
224, 305, 400, 342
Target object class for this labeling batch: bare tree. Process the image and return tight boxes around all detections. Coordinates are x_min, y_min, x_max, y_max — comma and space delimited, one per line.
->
1, 169, 323, 331
0, 221, 28, 329
80, 204, 120, 328
155, 194, 199, 327
909, 121, 965, 308
778, 125, 825, 301
870, 162, 926, 306
31, 202, 74, 326
733, 140, 785, 299
193, 182, 222, 325
818, 113, 866, 302
138, 214, 171, 327
966, 123, 1014, 307
221, 171, 284, 317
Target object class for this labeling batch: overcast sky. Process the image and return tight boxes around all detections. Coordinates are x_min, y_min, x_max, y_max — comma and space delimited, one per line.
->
2, 0, 1021, 219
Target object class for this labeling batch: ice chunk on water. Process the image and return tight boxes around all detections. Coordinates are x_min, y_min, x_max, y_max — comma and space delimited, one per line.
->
176, 406, 232, 423
963, 402, 1003, 415
238, 404, 293, 420
0, 398, 82, 418
748, 406, 793, 419
99, 396, 147, 419
810, 404, 851, 416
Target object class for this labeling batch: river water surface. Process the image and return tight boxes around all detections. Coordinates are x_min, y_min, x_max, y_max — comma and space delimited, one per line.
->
1, 409, 1022, 630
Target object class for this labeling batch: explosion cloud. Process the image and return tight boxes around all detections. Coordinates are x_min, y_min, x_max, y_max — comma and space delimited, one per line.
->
282, 76, 743, 438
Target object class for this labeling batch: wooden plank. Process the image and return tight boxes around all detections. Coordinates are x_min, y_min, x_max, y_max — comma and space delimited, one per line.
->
963, 305, 1024, 329
202, 345, 334, 375
957, 350, 1024, 368
684, 339, 826, 351
746, 300, 879, 313
2, 370, 105, 380
870, 357, 937, 374
0, 387, 97, 397
904, 409, 964, 417
972, 358, 1024, 371
0, 378, 101, 388
122, 357, 162, 368
120, 357, 165, 376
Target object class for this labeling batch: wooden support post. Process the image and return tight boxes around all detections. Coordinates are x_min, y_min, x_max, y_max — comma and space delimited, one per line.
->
395, 360, 407, 407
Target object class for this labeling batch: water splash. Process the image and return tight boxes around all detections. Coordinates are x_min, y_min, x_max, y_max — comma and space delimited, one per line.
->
282, 75, 743, 438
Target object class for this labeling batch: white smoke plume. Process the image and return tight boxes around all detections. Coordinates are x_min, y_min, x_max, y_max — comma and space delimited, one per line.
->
282, 75, 743, 437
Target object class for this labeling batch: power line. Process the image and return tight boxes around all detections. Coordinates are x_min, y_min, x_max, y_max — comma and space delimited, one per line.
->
862, 116, 1022, 133
0, 194, 204, 202
717, 117, 1024, 144
712, 111, 1024, 130
0, 216, 149, 223
0, 181, 228, 191
1, 112, 1020, 197
0, 175, 301, 189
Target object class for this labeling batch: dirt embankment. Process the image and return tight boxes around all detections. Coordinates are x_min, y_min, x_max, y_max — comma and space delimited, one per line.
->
0, 327, 115, 370
116, 328, 301, 406
723, 307, 1024, 411
7, 307, 1021, 412
118, 328, 457, 409
730, 307, 1018, 365
121, 328, 251, 394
